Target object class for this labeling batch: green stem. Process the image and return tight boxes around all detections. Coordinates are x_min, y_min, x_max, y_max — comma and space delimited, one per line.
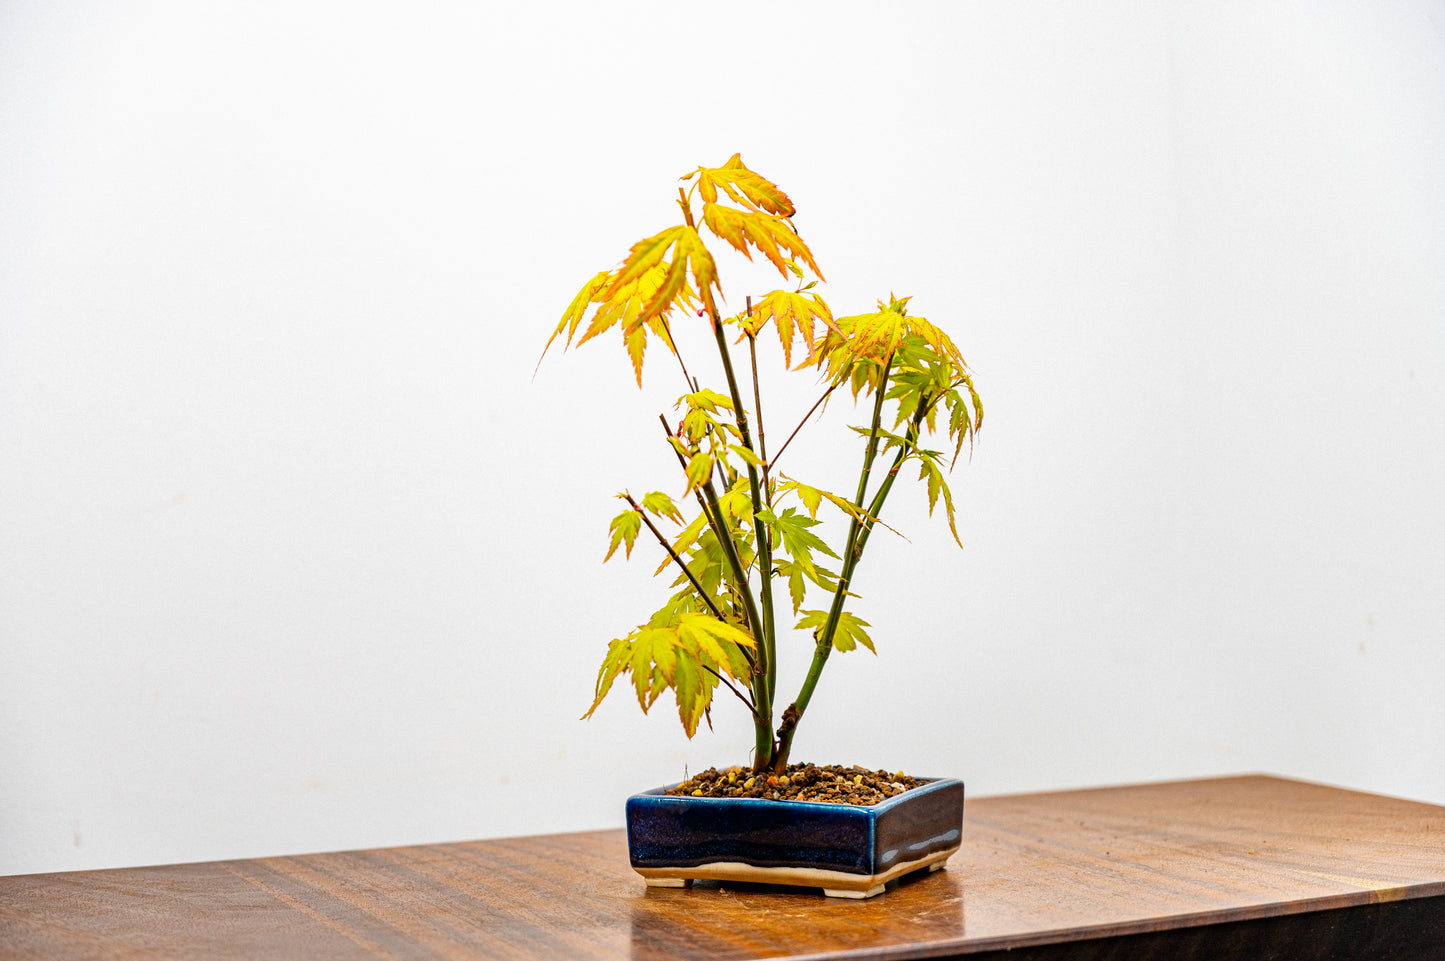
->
697, 480, 761, 632
852, 359, 895, 517
697, 475, 773, 765
773, 375, 923, 773
709, 313, 777, 768
749, 331, 774, 515
660, 416, 728, 552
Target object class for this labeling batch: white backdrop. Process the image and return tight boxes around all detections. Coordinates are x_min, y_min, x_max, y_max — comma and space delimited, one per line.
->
3, 1, 1442, 876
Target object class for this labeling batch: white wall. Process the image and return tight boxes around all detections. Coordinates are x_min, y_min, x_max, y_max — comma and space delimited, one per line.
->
2, 1, 1441, 876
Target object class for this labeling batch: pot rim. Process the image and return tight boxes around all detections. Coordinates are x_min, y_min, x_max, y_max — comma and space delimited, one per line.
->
629, 775, 962, 815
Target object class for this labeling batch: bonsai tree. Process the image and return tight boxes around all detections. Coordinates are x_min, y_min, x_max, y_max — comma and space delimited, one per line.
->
544, 155, 981, 775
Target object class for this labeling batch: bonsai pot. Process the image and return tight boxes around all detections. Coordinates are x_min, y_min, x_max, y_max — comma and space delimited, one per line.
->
626, 776, 964, 899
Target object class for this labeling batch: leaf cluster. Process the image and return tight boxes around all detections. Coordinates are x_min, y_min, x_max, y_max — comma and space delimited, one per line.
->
543, 154, 832, 385
583, 609, 755, 738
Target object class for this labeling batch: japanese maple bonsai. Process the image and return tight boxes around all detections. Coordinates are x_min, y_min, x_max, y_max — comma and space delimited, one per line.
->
544, 154, 982, 779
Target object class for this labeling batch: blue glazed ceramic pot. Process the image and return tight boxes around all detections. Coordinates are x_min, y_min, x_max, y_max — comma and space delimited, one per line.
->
626, 776, 963, 898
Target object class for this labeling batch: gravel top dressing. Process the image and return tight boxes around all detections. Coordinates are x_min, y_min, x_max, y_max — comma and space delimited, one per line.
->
666, 763, 925, 805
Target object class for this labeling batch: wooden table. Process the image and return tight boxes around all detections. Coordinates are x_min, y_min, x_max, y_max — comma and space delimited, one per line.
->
3, 775, 1443, 960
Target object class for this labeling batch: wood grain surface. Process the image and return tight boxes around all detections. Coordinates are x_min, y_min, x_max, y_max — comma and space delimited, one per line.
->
2, 775, 1443, 960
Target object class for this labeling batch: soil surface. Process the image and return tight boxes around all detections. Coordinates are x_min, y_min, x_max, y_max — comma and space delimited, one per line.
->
666, 763, 923, 805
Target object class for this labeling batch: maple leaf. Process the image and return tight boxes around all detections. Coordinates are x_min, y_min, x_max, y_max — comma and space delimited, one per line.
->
605, 224, 722, 325
831, 611, 875, 654
916, 454, 962, 547
773, 558, 839, 614
726, 443, 765, 471
676, 388, 733, 413
776, 474, 868, 523
547, 155, 825, 387
544, 260, 691, 386
676, 529, 730, 601
906, 313, 968, 371
847, 423, 914, 455
676, 611, 756, 669
795, 609, 875, 654
653, 512, 710, 577
814, 294, 982, 404
714, 476, 755, 525
778, 477, 825, 519
644, 626, 680, 682
757, 507, 839, 587
774, 559, 809, 614
779, 472, 907, 540
604, 507, 642, 562
630, 627, 674, 710
740, 289, 837, 368
607, 226, 684, 295
586, 608, 756, 737
683, 153, 795, 216
673, 656, 706, 736
943, 372, 984, 466
672, 511, 709, 555
640, 491, 683, 525
674, 388, 741, 453
701, 203, 824, 281
544, 269, 611, 360
684, 451, 714, 493
580, 636, 632, 720
829, 308, 906, 377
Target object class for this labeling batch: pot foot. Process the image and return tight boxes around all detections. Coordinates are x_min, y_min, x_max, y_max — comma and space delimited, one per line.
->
644, 877, 691, 888
929, 860, 947, 872
822, 883, 886, 899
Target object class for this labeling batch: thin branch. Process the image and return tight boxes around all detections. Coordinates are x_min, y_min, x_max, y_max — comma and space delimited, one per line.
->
657, 414, 759, 674
768, 380, 842, 473
746, 298, 767, 466
659, 415, 720, 520
660, 414, 733, 544
656, 315, 695, 392
706, 310, 776, 762
701, 664, 761, 719
623, 492, 727, 622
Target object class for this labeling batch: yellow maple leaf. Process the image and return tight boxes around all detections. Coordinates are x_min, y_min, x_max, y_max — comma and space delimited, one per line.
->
605, 225, 685, 300
818, 308, 906, 388
607, 224, 722, 326
741, 289, 837, 368
701, 202, 824, 281
547, 155, 825, 385
543, 269, 612, 360
684, 153, 795, 217
542, 260, 691, 385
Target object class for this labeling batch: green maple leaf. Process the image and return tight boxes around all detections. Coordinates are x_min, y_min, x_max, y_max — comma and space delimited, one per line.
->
604, 508, 642, 562
758, 507, 839, 583
580, 636, 632, 720
795, 609, 875, 654
640, 491, 683, 525
684, 451, 714, 492
773, 558, 839, 614
916, 455, 962, 547
675, 611, 755, 673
